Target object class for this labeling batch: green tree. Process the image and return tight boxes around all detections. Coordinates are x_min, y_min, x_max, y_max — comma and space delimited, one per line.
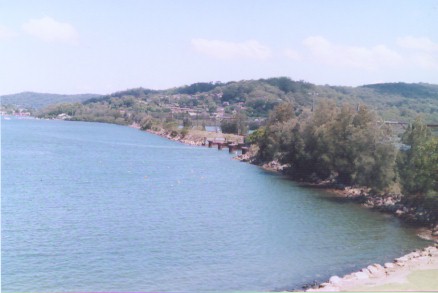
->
268, 102, 295, 124
325, 104, 396, 189
418, 137, 438, 196
220, 119, 238, 134
182, 117, 192, 128
397, 118, 435, 197
255, 101, 397, 190
140, 115, 154, 130
246, 127, 265, 144
220, 111, 248, 135
298, 100, 337, 180
235, 111, 248, 135
258, 102, 296, 161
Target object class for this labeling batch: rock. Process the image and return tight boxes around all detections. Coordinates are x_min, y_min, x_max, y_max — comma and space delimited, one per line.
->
384, 198, 395, 206
384, 262, 395, 269
307, 283, 339, 292
396, 256, 409, 262
367, 265, 382, 275
318, 285, 340, 292
432, 229, 438, 237
329, 276, 342, 285
343, 273, 355, 280
426, 246, 437, 254
429, 247, 438, 256
421, 250, 430, 257
353, 271, 369, 279
395, 209, 404, 216
374, 263, 384, 270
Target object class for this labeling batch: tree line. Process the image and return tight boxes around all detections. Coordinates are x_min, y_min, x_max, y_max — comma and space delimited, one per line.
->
250, 101, 437, 201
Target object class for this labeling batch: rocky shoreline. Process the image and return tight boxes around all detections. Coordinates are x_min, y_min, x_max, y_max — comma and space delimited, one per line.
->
140, 126, 438, 237
138, 126, 245, 147
145, 128, 206, 146
232, 156, 438, 291
138, 127, 438, 291
326, 187, 438, 240
233, 153, 438, 240
305, 244, 438, 291
300, 187, 438, 291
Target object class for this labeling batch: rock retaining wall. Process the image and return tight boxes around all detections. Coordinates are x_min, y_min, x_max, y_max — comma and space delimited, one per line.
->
306, 245, 438, 291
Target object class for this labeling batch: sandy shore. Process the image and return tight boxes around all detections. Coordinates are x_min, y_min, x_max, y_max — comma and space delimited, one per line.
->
306, 245, 438, 291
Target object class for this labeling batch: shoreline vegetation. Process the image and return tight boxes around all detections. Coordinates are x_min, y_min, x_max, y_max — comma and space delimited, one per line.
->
132, 123, 438, 292
28, 78, 438, 291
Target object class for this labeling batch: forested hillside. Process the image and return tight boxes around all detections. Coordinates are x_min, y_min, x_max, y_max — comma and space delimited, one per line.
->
0, 92, 100, 109
36, 78, 438, 127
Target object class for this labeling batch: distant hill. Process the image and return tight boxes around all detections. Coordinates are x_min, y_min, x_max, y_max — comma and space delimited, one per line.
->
81, 80, 438, 123
0, 92, 101, 109
360, 83, 438, 99
353, 82, 438, 123
36, 78, 438, 125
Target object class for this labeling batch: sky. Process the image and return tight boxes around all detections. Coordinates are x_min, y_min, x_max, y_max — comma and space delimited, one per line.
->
1, 0, 437, 95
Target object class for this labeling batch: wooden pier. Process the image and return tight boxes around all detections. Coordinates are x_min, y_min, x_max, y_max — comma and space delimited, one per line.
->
207, 138, 248, 153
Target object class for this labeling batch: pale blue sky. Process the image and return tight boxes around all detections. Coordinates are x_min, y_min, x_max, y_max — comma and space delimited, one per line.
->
1, 0, 437, 95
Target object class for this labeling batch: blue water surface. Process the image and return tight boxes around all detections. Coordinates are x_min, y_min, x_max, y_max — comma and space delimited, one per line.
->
1, 118, 429, 292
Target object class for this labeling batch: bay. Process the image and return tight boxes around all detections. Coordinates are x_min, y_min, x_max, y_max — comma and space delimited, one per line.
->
1, 118, 429, 292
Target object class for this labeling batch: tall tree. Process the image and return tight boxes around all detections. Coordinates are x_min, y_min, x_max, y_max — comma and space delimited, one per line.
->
397, 118, 435, 197
258, 102, 295, 161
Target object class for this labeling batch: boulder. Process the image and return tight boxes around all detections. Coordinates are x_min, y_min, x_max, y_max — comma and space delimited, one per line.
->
395, 209, 404, 216
429, 247, 438, 256
361, 268, 371, 275
353, 271, 369, 280
384, 198, 395, 206
320, 285, 340, 292
329, 276, 342, 285
367, 265, 382, 275
396, 256, 409, 262
374, 263, 384, 270
342, 273, 358, 281
384, 262, 395, 269
421, 250, 430, 257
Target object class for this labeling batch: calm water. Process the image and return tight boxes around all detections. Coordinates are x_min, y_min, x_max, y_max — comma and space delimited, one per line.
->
1, 118, 430, 292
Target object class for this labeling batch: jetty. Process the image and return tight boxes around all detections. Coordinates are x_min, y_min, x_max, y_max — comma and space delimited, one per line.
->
207, 137, 249, 154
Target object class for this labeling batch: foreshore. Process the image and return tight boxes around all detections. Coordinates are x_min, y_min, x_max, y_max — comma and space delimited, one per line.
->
306, 245, 438, 291
145, 128, 206, 146
137, 126, 438, 291
130, 123, 244, 147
